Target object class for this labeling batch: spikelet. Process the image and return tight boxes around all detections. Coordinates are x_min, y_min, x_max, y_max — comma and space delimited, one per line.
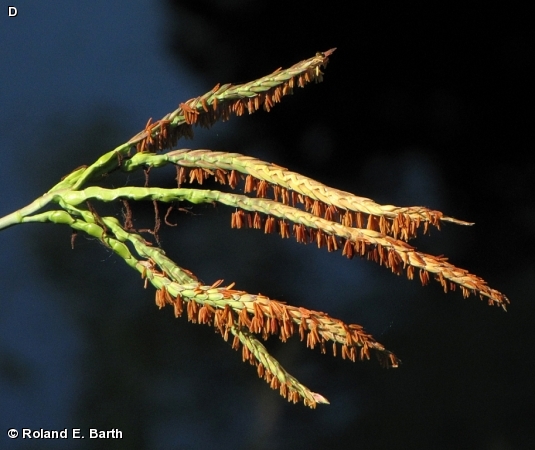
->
188, 189, 507, 309
125, 149, 472, 241
127, 50, 335, 154
148, 274, 398, 408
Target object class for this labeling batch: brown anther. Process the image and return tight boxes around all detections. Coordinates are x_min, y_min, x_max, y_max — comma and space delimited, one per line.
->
264, 216, 275, 234
187, 300, 199, 322
228, 170, 239, 189
173, 295, 184, 318
256, 180, 268, 198
342, 239, 354, 259
279, 220, 290, 238
253, 212, 262, 229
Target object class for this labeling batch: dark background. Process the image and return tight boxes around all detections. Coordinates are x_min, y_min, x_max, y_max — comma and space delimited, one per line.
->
1, 1, 532, 449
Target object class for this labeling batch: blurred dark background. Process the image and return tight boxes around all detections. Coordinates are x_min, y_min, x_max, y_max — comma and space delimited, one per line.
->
1, 1, 533, 449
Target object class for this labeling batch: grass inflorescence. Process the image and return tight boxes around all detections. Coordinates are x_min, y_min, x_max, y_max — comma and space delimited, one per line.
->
0, 49, 508, 408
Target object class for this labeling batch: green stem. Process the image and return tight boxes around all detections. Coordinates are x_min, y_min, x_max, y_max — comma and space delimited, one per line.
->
0, 193, 55, 231
21, 209, 141, 272
70, 144, 132, 191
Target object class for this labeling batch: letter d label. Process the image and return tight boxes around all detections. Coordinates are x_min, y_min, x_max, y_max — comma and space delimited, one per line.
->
8, 7, 18, 17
